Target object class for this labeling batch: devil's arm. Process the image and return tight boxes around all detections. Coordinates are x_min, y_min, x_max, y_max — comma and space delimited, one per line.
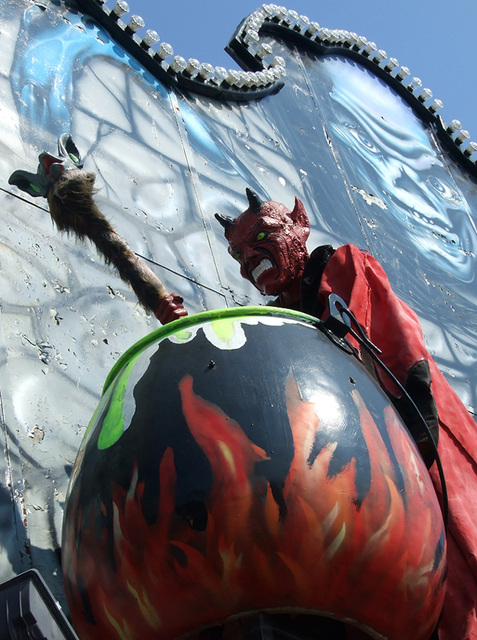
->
317, 244, 439, 465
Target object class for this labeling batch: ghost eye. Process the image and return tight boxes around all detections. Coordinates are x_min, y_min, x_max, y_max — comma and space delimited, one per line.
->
426, 176, 461, 203
255, 231, 267, 241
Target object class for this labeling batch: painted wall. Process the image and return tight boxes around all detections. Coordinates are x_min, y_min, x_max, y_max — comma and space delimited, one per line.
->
0, 0, 476, 611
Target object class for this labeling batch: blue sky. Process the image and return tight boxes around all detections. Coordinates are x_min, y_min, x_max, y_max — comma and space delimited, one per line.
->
123, 0, 476, 144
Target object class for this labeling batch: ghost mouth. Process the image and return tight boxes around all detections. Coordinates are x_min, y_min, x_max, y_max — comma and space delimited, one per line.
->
251, 259, 274, 283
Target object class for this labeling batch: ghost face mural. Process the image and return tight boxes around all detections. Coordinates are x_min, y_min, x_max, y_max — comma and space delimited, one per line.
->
318, 57, 477, 283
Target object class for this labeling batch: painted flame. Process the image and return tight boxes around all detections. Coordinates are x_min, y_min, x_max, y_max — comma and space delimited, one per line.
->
64, 375, 445, 640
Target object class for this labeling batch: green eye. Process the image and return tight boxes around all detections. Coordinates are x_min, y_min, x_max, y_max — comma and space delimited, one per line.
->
256, 231, 266, 241
234, 251, 241, 260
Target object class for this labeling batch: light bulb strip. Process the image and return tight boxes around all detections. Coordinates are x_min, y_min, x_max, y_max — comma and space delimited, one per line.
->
72, 0, 477, 163
72, 0, 284, 102
229, 2, 477, 166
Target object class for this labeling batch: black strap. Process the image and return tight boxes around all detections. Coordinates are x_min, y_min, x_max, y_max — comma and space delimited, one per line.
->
300, 245, 335, 318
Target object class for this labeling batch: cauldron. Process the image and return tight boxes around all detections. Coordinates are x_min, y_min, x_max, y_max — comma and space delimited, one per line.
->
62, 307, 445, 640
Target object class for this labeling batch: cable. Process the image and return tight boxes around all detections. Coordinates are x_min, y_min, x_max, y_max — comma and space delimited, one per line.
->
319, 300, 449, 530
135, 252, 226, 297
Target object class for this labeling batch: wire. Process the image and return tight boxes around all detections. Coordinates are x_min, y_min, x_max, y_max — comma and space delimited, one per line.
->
135, 252, 226, 297
320, 305, 449, 531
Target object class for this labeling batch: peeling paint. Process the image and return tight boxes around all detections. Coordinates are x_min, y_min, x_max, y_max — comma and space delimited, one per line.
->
351, 185, 387, 210
28, 426, 44, 443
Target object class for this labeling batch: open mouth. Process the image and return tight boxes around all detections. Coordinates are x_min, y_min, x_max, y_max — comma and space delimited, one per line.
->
251, 259, 273, 283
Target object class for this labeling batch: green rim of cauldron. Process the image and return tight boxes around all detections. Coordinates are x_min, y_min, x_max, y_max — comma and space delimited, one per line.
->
103, 306, 321, 394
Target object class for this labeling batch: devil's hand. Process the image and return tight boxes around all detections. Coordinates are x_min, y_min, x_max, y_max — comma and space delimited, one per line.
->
155, 293, 188, 325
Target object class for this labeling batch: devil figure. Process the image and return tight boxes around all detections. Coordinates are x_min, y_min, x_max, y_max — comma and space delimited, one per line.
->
203, 188, 475, 640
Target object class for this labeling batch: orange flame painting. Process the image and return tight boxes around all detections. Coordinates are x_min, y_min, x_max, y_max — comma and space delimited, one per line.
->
62, 314, 446, 640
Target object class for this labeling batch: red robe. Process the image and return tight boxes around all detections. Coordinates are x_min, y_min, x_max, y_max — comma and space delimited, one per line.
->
317, 245, 477, 640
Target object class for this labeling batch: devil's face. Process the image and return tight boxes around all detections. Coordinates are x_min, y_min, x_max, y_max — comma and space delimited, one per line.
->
226, 200, 310, 297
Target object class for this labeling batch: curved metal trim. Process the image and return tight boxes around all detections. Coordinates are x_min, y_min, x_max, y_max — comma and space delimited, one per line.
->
71, 0, 285, 101
227, 6, 477, 178
68, 1, 477, 175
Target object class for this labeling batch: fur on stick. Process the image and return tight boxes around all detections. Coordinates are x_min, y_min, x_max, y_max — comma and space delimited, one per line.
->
47, 169, 168, 313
